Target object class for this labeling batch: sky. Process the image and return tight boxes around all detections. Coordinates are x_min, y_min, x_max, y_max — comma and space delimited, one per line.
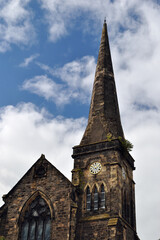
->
0, 0, 160, 239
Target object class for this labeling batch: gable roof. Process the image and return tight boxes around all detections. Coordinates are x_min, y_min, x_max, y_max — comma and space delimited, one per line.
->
2, 154, 72, 204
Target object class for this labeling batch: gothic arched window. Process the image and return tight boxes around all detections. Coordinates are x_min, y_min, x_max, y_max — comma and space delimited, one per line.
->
100, 184, 105, 209
20, 195, 51, 240
93, 186, 98, 211
122, 189, 127, 220
86, 186, 91, 211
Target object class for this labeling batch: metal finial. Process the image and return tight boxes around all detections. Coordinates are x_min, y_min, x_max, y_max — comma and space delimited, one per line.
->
104, 17, 106, 24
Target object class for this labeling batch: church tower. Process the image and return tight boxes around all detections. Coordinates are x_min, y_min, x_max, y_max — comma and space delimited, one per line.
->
0, 20, 140, 240
72, 21, 140, 240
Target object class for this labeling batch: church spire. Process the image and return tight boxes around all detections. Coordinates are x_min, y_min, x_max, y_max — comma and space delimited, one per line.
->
80, 21, 124, 145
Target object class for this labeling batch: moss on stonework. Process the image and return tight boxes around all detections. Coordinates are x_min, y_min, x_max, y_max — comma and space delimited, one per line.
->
106, 133, 112, 141
0, 237, 6, 240
73, 168, 81, 172
118, 137, 133, 152
106, 133, 133, 152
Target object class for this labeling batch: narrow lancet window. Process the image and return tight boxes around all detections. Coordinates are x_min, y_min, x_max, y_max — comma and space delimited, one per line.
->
86, 186, 91, 211
122, 190, 127, 220
20, 195, 51, 240
94, 186, 98, 211
100, 184, 105, 209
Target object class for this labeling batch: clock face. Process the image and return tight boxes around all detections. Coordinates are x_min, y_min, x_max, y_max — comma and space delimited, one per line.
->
90, 162, 102, 174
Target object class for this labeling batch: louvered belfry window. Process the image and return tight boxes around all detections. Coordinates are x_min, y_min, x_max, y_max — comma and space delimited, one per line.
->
20, 195, 51, 240
93, 186, 98, 210
100, 184, 105, 209
86, 186, 91, 211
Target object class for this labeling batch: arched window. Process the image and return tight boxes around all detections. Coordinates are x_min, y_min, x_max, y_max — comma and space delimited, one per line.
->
86, 186, 91, 211
20, 195, 51, 240
100, 184, 105, 209
93, 186, 98, 211
130, 198, 134, 227
122, 190, 127, 220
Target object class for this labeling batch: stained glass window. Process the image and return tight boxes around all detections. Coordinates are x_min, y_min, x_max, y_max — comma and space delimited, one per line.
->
20, 195, 51, 240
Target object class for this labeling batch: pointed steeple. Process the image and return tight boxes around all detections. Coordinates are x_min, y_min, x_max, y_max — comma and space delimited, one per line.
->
80, 21, 124, 145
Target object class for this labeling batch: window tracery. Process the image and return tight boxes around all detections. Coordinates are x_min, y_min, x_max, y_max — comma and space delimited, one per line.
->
19, 195, 51, 240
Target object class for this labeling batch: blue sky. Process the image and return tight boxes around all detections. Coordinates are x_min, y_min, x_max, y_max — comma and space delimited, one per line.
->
1, 0, 160, 239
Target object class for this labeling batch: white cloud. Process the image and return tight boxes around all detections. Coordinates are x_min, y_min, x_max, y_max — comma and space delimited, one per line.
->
38, 56, 96, 93
0, 103, 86, 207
19, 53, 40, 67
22, 56, 96, 106
54, 56, 95, 92
123, 107, 160, 240
0, 0, 35, 52
38, 0, 105, 41
22, 75, 72, 105
111, 2, 160, 115
38, 0, 145, 42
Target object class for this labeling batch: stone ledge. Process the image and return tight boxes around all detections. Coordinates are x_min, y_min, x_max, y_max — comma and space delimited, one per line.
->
80, 213, 110, 222
72, 140, 120, 157
72, 139, 135, 170
108, 218, 118, 226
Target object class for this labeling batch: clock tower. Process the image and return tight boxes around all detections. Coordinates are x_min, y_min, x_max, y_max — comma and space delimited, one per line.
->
72, 21, 140, 240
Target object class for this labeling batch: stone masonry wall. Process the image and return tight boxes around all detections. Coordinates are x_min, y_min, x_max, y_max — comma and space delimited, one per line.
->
72, 141, 138, 239
0, 157, 77, 240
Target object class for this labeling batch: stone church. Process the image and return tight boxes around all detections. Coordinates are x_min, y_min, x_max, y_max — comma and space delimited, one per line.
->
0, 21, 140, 240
